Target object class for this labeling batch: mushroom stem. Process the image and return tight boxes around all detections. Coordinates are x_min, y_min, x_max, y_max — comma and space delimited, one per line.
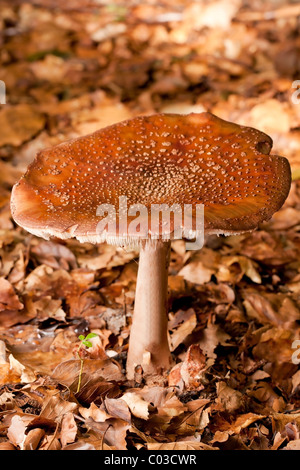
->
126, 239, 172, 379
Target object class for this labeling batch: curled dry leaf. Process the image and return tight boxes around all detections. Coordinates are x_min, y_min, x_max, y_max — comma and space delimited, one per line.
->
23, 428, 46, 451
0, 278, 23, 311
0, 340, 6, 364
165, 397, 211, 437
168, 344, 206, 390
52, 358, 124, 387
51, 358, 123, 405
104, 397, 131, 423
216, 255, 262, 284
60, 412, 78, 448
83, 416, 130, 450
26, 296, 66, 322
79, 402, 112, 423
122, 392, 150, 420
272, 412, 300, 434
156, 395, 188, 419
62, 441, 96, 450
168, 308, 197, 352
243, 292, 300, 327
252, 327, 297, 364
239, 230, 295, 266
230, 413, 265, 434
8, 354, 36, 383
7, 414, 34, 449
178, 249, 219, 285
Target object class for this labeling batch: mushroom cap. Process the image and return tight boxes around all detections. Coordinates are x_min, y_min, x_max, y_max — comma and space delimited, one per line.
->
10, 112, 291, 244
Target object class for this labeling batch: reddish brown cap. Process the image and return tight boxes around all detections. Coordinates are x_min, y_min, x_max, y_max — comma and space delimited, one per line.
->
10, 112, 291, 244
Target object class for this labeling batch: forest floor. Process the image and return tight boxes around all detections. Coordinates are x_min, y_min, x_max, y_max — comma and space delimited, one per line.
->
1, 0, 300, 450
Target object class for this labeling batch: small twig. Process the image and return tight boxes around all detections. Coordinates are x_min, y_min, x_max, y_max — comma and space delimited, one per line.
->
76, 356, 84, 394
44, 422, 59, 451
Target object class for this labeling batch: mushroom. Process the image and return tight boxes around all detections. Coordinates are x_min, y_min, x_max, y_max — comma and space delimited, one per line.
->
10, 112, 291, 379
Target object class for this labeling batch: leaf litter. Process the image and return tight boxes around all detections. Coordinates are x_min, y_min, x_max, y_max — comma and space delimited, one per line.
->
0, 0, 300, 451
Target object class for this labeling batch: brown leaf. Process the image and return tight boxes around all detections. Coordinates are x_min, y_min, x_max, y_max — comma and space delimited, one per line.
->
169, 344, 206, 390
104, 397, 131, 423
0, 278, 23, 311
217, 255, 261, 284
79, 402, 112, 423
0, 104, 45, 147
52, 358, 123, 404
84, 417, 130, 450
178, 249, 219, 285
52, 358, 123, 387
122, 392, 150, 420
168, 308, 197, 352
215, 382, 244, 413
272, 412, 300, 434
0, 442, 17, 450
198, 319, 230, 359
40, 395, 78, 422
243, 292, 300, 327
60, 412, 77, 448
147, 441, 217, 450
7, 414, 34, 448
23, 428, 46, 450
282, 439, 300, 450
230, 413, 265, 434
252, 327, 296, 364
31, 241, 77, 270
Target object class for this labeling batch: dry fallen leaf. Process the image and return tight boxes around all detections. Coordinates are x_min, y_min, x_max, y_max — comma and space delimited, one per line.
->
215, 382, 245, 413
148, 441, 217, 450
198, 319, 230, 359
60, 412, 78, 448
23, 428, 46, 451
7, 414, 34, 449
122, 392, 150, 420
168, 308, 197, 352
169, 344, 206, 390
0, 278, 23, 311
0, 104, 45, 147
178, 249, 219, 285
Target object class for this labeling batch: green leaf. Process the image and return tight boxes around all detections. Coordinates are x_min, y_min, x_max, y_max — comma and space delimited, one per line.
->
86, 333, 98, 339
78, 335, 85, 341
83, 340, 93, 348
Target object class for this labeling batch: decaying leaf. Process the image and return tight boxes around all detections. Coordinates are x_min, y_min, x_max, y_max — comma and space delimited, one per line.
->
168, 308, 197, 352
147, 441, 217, 450
122, 392, 150, 420
0, 104, 45, 147
0, 278, 23, 311
60, 412, 77, 448
168, 344, 206, 390
198, 319, 230, 359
